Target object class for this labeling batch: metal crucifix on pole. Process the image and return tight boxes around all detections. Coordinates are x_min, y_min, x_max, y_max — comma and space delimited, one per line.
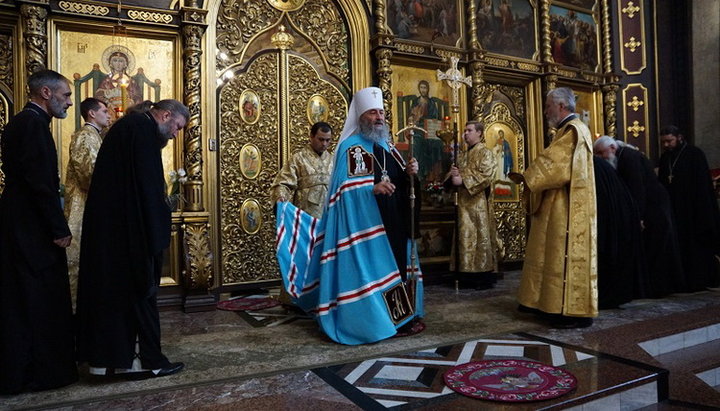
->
436, 56, 471, 291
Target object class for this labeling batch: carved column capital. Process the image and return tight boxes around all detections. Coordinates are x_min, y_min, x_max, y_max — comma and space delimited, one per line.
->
19, 2, 49, 78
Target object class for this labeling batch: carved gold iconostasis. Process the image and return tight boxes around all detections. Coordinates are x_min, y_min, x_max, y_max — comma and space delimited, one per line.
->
0, 0, 628, 308
213, 0, 360, 288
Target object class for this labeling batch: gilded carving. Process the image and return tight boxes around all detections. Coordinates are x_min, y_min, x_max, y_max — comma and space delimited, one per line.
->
627, 96, 643, 111
268, 0, 305, 11
466, 0, 480, 50
486, 57, 510, 67
183, 24, 205, 212
372, 0, 386, 35
183, 222, 213, 289
58, 1, 109, 16
0, 34, 12, 90
376, 48, 393, 128
290, 0, 350, 85
396, 43, 425, 54
0, 101, 5, 193
127, 10, 173, 24
287, 55, 347, 155
435, 49, 462, 61
484, 93, 527, 261
544, 73, 558, 91
602, 83, 618, 137
540, 0, 552, 63
516, 62, 540, 72
626, 120, 644, 138
470, 60, 486, 119
621, 1, 640, 18
601, 0, 612, 73
623, 36, 641, 53
219, 53, 280, 284
216, 0, 282, 68
20, 4, 48, 77
556, 69, 577, 78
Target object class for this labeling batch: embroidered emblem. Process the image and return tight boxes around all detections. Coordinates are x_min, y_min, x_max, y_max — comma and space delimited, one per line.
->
347, 145, 373, 177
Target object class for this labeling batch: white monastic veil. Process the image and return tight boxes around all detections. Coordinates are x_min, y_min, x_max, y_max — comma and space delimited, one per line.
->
334, 87, 385, 162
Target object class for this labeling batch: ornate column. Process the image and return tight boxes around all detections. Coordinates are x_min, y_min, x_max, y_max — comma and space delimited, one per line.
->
372, 0, 394, 128
180, 5, 214, 312
466, 0, 488, 120
601, 0, 618, 137
19, 1, 49, 77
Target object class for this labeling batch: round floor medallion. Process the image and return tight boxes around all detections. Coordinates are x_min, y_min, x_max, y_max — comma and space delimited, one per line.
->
444, 360, 577, 402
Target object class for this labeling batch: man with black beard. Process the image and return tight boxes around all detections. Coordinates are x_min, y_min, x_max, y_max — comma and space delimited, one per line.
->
0, 69, 77, 394
593, 136, 683, 297
76, 99, 188, 377
657, 126, 720, 291
276, 87, 424, 344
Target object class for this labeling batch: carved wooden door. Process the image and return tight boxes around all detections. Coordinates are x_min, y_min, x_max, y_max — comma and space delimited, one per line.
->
215, 0, 351, 287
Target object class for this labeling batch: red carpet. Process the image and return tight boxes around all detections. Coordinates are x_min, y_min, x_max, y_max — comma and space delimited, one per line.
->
217, 296, 280, 311
444, 359, 576, 402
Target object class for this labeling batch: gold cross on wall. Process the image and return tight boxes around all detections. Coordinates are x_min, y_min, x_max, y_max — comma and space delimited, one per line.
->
627, 120, 645, 138
627, 96, 644, 112
622, 1, 640, 19
624, 37, 642, 53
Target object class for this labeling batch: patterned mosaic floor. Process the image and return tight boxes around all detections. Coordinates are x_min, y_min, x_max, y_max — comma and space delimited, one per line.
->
314, 333, 666, 410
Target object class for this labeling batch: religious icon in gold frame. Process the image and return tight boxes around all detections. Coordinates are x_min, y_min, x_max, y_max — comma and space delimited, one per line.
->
241, 198, 262, 234
306, 94, 329, 124
239, 143, 262, 180
484, 120, 520, 202
56, 25, 177, 191
239, 89, 261, 124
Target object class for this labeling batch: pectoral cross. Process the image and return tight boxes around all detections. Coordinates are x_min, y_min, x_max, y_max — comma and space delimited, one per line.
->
436, 56, 472, 113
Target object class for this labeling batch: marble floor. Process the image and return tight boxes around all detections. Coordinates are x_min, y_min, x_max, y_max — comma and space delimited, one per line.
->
3, 271, 720, 410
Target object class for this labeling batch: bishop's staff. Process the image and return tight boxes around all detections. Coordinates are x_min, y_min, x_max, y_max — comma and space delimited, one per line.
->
395, 124, 426, 310
436, 57, 472, 290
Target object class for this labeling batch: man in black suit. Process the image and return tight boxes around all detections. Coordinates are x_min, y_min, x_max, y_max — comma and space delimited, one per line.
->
0, 69, 78, 394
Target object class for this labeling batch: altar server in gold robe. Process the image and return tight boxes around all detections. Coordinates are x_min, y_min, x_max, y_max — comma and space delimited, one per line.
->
513, 87, 597, 329
271, 122, 334, 219
445, 121, 498, 289
64, 97, 111, 311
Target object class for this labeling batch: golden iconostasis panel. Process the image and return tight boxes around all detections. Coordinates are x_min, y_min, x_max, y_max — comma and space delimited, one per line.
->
56, 27, 178, 188
218, 52, 280, 286
286, 54, 348, 159
476, 83, 531, 262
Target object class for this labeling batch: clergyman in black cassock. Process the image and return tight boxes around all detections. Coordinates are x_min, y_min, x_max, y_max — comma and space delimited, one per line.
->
614, 142, 684, 296
658, 126, 720, 291
76, 100, 188, 377
0, 70, 77, 394
593, 156, 645, 309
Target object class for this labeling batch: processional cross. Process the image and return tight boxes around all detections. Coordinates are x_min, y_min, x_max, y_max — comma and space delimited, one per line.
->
436, 56, 472, 292
436, 56, 472, 114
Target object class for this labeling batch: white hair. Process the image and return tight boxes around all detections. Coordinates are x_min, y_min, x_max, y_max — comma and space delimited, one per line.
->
593, 135, 620, 150
547, 87, 576, 112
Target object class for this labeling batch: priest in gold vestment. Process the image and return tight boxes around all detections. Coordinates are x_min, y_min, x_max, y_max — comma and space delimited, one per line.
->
514, 87, 597, 328
64, 98, 111, 310
270, 122, 333, 219
445, 121, 498, 289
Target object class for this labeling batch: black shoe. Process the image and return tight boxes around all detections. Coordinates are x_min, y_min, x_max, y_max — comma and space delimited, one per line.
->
551, 317, 593, 329
517, 304, 541, 315
153, 362, 185, 377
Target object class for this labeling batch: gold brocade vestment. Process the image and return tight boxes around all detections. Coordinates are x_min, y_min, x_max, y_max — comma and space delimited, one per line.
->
517, 118, 598, 317
449, 143, 498, 273
270, 145, 333, 219
64, 123, 103, 310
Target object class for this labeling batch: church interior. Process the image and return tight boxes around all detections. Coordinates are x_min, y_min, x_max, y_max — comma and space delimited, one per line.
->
0, 0, 719, 408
